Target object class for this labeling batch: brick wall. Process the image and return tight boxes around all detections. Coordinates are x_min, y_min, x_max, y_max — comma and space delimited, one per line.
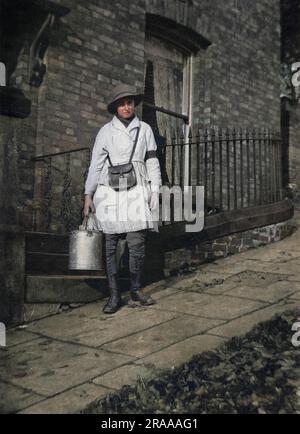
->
36, 0, 145, 158
1, 0, 283, 230
164, 216, 295, 277
146, 0, 281, 130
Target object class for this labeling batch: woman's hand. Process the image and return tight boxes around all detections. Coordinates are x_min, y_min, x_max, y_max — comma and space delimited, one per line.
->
84, 194, 96, 216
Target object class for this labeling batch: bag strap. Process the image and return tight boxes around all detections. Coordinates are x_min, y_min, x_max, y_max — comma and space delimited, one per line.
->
106, 127, 140, 167
128, 127, 140, 163
106, 153, 113, 167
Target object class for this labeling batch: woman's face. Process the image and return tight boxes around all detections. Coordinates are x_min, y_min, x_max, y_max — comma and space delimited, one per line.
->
116, 97, 135, 119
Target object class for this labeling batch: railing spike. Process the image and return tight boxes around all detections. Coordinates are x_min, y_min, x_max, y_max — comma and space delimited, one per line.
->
171, 126, 176, 142
180, 127, 185, 140
218, 127, 223, 142
263, 127, 267, 138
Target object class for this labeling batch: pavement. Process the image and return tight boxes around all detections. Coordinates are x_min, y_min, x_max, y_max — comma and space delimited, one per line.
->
1, 211, 300, 414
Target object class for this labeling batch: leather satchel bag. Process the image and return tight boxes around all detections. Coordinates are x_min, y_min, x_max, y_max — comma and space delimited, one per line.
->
107, 127, 140, 191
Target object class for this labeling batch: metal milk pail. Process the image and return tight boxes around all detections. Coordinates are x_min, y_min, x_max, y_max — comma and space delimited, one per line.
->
69, 215, 103, 271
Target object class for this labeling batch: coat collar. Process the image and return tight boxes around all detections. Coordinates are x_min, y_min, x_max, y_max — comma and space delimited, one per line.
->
111, 115, 140, 135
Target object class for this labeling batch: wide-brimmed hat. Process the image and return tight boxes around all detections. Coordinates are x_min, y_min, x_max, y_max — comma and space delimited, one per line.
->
107, 84, 144, 114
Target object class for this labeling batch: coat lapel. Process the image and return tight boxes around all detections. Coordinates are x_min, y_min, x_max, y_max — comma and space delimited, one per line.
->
111, 115, 127, 133
111, 115, 140, 136
128, 115, 140, 133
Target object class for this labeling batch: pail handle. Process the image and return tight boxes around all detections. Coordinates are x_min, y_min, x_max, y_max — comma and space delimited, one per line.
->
80, 213, 97, 231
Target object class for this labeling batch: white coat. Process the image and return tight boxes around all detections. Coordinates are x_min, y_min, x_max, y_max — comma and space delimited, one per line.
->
85, 115, 162, 234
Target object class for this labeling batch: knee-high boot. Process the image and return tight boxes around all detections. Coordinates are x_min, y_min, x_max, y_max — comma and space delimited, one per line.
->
127, 233, 155, 306
103, 273, 123, 314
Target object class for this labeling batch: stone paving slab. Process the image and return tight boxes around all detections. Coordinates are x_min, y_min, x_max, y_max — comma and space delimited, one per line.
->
168, 270, 231, 289
207, 259, 294, 276
151, 291, 267, 320
234, 244, 299, 260
289, 291, 300, 301
208, 299, 300, 339
239, 250, 300, 263
101, 315, 225, 358
200, 262, 247, 276
200, 280, 243, 295
273, 236, 300, 252
211, 245, 300, 270
0, 337, 134, 397
216, 270, 289, 288
135, 334, 227, 371
18, 382, 112, 414
24, 306, 178, 348
287, 275, 300, 282
178, 275, 241, 295
0, 380, 44, 414
92, 364, 155, 391
195, 261, 232, 281
259, 259, 300, 276
225, 281, 300, 303
6, 330, 40, 348
24, 303, 64, 323
150, 287, 181, 300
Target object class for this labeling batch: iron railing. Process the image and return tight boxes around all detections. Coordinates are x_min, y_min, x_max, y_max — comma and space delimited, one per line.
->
32, 147, 90, 232
160, 128, 283, 216
31, 128, 283, 233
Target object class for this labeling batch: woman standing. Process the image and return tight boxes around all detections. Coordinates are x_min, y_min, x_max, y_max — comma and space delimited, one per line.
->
84, 84, 162, 314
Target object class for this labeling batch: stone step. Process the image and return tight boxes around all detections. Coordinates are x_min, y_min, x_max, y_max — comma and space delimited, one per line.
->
25, 231, 105, 276
26, 252, 106, 276
25, 231, 70, 254
25, 231, 71, 275
25, 275, 122, 303
26, 252, 70, 275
